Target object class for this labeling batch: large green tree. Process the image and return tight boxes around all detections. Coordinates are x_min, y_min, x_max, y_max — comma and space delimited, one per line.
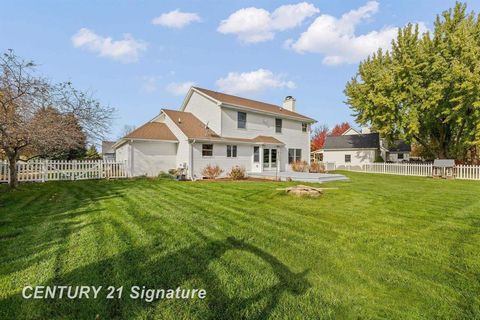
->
345, 2, 480, 161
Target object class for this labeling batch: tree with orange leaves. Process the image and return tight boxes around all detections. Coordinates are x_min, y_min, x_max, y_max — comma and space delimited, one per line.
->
330, 122, 351, 136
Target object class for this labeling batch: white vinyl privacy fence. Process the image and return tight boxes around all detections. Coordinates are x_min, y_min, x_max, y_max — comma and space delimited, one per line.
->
0, 160, 128, 183
324, 162, 480, 181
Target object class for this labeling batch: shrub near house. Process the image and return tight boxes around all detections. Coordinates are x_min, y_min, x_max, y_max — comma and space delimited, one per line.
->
201, 164, 223, 179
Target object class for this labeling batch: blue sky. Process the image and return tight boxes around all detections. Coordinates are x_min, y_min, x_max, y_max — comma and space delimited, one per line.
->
1, 0, 477, 140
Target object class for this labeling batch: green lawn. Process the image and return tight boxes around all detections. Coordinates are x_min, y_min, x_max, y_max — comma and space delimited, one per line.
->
0, 172, 479, 319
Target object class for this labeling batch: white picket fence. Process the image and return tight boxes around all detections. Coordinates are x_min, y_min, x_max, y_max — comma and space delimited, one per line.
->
455, 164, 480, 180
0, 159, 128, 183
360, 163, 434, 177
329, 162, 480, 181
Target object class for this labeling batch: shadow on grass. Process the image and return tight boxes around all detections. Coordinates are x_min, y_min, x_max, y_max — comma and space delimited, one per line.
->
0, 180, 129, 279
0, 179, 313, 318
0, 236, 310, 319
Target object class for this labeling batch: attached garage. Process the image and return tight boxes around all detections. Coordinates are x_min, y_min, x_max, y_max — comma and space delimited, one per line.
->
113, 122, 178, 177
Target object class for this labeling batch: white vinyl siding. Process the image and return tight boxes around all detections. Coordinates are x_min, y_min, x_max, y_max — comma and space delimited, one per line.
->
221, 108, 310, 172
191, 143, 252, 179
118, 140, 177, 177
323, 149, 377, 167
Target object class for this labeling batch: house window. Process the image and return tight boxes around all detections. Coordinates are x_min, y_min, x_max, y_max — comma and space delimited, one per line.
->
253, 146, 260, 162
397, 153, 404, 160
288, 149, 295, 164
295, 149, 301, 162
275, 118, 282, 133
227, 145, 237, 158
202, 144, 213, 157
237, 112, 246, 129
345, 154, 351, 163
288, 148, 302, 164
302, 123, 308, 132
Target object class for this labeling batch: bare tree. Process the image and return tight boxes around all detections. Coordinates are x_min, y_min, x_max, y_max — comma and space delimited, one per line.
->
0, 50, 114, 189
118, 124, 136, 139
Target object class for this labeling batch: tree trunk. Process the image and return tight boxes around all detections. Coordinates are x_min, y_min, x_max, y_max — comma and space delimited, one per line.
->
7, 153, 18, 189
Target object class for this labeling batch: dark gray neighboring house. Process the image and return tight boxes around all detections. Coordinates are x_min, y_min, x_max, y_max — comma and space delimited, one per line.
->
102, 141, 115, 161
322, 131, 410, 166
387, 140, 412, 162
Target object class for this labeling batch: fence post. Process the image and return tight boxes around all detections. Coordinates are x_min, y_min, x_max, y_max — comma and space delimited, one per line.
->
6, 160, 10, 184
42, 160, 47, 182
101, 160, 105, 179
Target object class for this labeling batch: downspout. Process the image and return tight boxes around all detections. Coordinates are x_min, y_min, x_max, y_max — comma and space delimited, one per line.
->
129, 140, 134, 177
189, 139, 196, 180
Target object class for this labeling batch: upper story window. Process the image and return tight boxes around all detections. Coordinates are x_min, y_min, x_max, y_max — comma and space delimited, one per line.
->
237, 112, 246, 129
275, 118, 282, 133
202, 144, 213, 157
227, 145, 237, 158
302, 123, 308, 132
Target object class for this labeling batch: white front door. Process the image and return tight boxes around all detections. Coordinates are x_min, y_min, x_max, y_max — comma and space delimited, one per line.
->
251, 146, 262, 172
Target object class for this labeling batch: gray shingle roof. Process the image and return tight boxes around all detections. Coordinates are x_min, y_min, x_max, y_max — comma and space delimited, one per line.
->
433, 159, 455, 167
388, 140, 411, 152
102, 141, 115, 154
323, 133, 380, 150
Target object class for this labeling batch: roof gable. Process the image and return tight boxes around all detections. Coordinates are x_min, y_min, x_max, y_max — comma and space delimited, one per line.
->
192, 87, 315, 122
342, 128, 361, 135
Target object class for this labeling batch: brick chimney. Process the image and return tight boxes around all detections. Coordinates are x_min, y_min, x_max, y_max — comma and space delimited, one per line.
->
282, 96, 296, 112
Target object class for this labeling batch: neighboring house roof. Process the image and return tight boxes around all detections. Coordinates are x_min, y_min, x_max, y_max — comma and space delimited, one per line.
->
388, 140, 411, 152
193, 87, 315, 122
323, 133, 380, 150
124, 122, 178, 141
101, 141, 115, 154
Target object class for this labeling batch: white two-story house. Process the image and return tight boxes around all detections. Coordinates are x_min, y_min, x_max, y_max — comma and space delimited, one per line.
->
113, 87, 316, 179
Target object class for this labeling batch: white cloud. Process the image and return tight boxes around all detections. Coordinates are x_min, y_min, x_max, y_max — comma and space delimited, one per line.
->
72, 28, 147, 63
166, 81, 195, 95
152, 10, 201, 28
216, 69, 295, 95
218, 2, 319, 43
288, 1, 428, 65
141, 76, 161, 93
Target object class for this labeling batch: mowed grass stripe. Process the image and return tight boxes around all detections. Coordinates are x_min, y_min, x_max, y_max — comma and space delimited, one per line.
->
1, 172, 480, 319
